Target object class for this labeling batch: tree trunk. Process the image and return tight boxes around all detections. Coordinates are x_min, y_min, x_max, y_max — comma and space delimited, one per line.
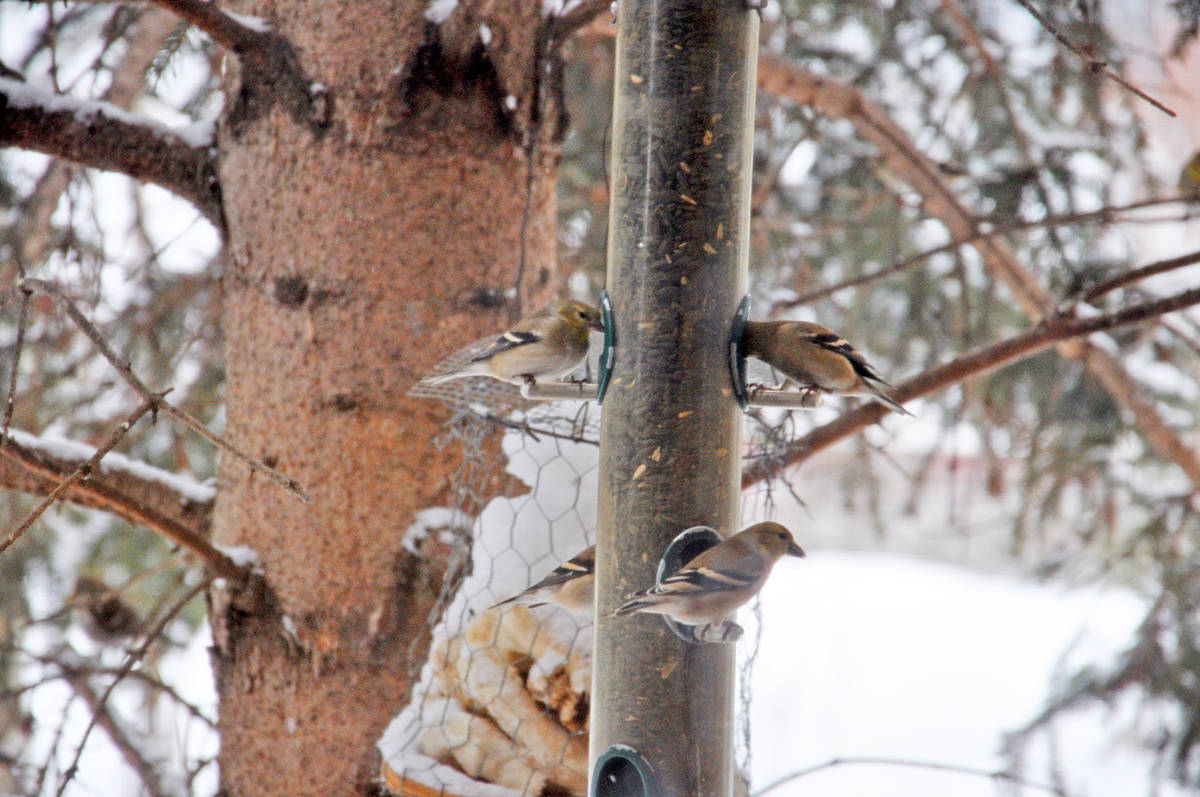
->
209, 3, 561, 793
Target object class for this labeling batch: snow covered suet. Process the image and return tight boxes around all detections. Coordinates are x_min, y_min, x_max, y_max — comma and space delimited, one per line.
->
490, 545, 595, 616
613, 522, 804, 638
742, 320, 911, 415
425, 299, 603, 385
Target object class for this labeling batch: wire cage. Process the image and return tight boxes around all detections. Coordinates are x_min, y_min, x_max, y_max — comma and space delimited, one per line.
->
380, 372, 600, 796
378, 337, 815, 796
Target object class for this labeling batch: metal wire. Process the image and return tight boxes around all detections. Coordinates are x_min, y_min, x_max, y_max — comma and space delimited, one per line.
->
383, 360, 808, 795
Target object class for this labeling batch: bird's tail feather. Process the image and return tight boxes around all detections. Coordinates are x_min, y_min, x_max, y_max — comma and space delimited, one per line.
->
423, 370, 473, 386
489, 595, 519, 610
613, 595, 659, 616
490, 594, 548, 611
866, 383, 913, 416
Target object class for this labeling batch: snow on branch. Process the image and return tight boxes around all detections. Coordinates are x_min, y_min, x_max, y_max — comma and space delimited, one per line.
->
0, 426, 250, 581
0, 77, 223, 227
2, 427, 215, 506
147, 0, 273, 54
2, 397, 165, 557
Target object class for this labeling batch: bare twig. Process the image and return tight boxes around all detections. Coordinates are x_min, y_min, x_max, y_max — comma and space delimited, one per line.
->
0, 396, 161, 558
2, 285, 30, 437
38, 661, 214, 728
754, 57, 1200, 488
0, 433, 246, 580
771, 196, 1198, 310
1082, 249, 1200, 304
18, 279, 161, 408
479, 411, 599, 446
1011, 0, 1176, 117
752, 755, 1066, 797
16, 278, 309, 503
744, 284, 1200, 488
55, 578, 209, 797
33, 692, 72, 796
60, 671, 169, 797
157, 400, 309, 501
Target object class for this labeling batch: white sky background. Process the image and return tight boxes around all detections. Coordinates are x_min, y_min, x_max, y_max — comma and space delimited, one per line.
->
749, 553, 1172, 797
3, 0, 1200, 795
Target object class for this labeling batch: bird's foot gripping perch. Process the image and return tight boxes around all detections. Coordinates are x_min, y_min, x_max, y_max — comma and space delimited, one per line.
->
797, 387, 823, 409
696, 620, 744, 644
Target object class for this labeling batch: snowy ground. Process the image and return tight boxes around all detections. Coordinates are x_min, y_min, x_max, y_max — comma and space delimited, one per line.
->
748, 552, 1178, 797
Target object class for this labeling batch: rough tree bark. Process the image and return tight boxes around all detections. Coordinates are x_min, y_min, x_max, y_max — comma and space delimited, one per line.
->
0, 1, 605, 791
206, 2, 566, 793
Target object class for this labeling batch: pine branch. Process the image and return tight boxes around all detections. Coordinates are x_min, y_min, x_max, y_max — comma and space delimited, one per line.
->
16, 278, 309, 504
753, 55, 1200, 489
3, 7, 181, 288
770, 196, 1199, 311
143, 0, 331, 136
1082, 249, 1200, 303
0, 430, 224, 576
1011, 0, 1175, 117
743, 285, 1200, 488
0, 77, 223, 227
146, 0, 271, 54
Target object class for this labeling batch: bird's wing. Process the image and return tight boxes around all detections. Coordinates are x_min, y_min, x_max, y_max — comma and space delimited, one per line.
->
490, 546, 593, 609
805, 329, 891, 386
652, 550, 763, 596
468, 329, 543, 363
533, 547, 595, 589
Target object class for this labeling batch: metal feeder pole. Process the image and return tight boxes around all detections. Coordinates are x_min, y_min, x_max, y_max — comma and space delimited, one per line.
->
592, 0, 758, 795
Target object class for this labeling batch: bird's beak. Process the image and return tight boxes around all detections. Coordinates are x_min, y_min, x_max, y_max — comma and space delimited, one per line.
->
786, 540, 806, 558
588, 316, 605, 332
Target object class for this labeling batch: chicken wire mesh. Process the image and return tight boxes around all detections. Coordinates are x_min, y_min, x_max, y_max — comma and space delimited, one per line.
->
378, 341, 805, 796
